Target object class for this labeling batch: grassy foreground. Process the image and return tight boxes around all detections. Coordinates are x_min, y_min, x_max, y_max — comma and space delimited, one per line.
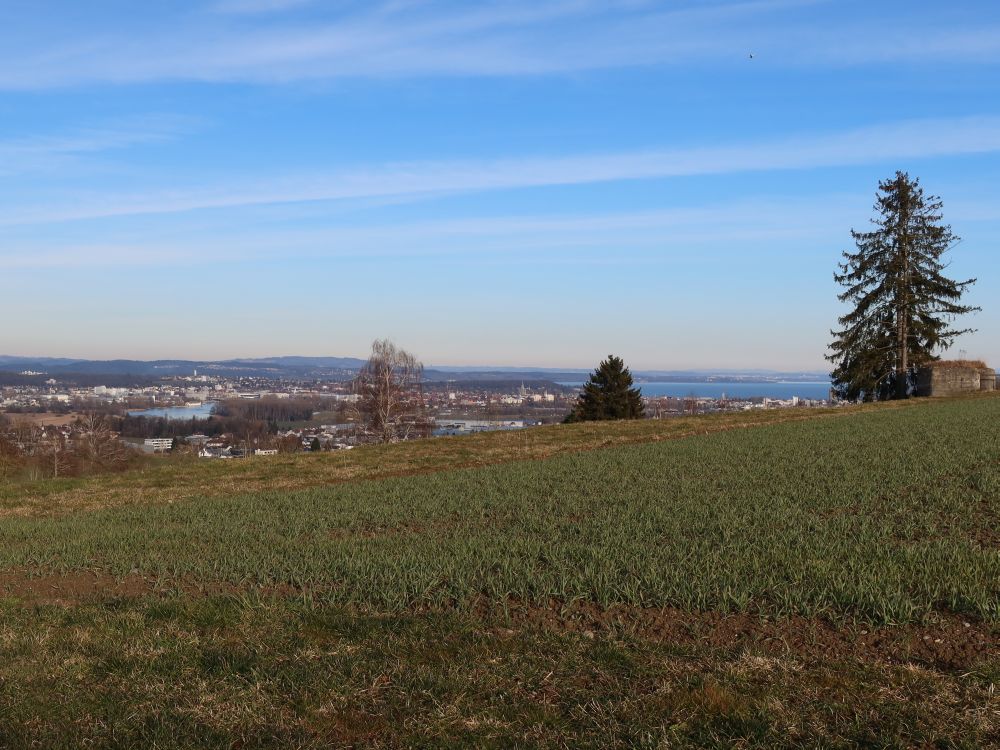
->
0, 396, 998, 747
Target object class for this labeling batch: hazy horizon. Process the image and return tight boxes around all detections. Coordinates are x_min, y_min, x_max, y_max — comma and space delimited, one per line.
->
0, 351, 832, 375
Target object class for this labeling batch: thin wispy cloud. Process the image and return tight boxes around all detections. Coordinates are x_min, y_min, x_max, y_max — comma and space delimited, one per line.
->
0, 115, 201, 177
211, 0, 317, 14
3, 115, 999, 225
0, 193, 859, 270
1, 1, 997, 89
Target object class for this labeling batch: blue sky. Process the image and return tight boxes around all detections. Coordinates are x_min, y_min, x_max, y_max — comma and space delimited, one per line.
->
1, 0, 998, 370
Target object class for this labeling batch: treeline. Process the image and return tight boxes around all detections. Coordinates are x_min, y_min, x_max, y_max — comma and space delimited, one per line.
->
3, 399, 125, 416
114, 397, 346, 440
0, 371, 159, 387
212, 397, 341, 423
115, 414, 271, 440
2, 402, 77, 415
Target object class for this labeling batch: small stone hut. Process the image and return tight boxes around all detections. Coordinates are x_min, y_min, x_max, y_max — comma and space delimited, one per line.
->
914, 360, 996, 397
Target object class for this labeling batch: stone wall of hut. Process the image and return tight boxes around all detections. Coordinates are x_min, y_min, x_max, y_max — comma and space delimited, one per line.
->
980, 367, 997, 392
914, 365, 996, 397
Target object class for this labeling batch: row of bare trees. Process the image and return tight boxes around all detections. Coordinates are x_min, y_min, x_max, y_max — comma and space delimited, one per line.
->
212, 397, 342, 424
0, 414, 139, 481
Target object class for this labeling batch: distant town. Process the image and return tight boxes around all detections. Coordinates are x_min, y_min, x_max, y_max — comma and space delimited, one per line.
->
0, 356, 836, 471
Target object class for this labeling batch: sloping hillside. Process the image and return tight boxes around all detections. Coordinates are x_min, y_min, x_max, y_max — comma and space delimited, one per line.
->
0, 395, 997, 747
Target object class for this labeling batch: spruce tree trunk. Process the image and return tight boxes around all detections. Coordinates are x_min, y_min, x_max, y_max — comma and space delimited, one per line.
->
896, 286, 908, 398
896, 319, 908, 398
895, 180, 910, 400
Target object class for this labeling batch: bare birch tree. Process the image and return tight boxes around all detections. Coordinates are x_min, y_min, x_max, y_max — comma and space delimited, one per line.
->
45, 427, 70, 478
353, 339, 426, 443
77, 413, 133, 470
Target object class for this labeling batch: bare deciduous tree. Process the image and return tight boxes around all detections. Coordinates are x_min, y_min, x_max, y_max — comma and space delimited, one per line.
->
46, 428, 70, 479
0, 428, 20, 481
353, 339, 427, 443
77, 413, 133, 470
10, 420, 41, 453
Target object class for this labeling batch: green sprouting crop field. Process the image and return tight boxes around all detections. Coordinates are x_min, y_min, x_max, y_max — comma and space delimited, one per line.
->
1, 396, 998, 747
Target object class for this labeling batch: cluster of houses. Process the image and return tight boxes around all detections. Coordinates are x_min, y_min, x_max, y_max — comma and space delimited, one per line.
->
1, 374, 360, 414
162, 425, 358, 459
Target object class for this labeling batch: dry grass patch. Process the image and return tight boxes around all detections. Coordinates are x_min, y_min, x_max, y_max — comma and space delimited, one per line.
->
927, 359, 990, 369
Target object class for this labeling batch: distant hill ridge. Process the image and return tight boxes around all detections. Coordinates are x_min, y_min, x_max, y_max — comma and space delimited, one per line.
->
0, 355, 827, 383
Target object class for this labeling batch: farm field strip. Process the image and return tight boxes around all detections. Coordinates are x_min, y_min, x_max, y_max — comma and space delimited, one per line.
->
0, 396, 997, 623
0, 396, 947, 518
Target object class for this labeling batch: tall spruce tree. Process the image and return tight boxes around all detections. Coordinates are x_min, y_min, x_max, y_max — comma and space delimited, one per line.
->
565, 355, 644, 422
828, 172, 979, 401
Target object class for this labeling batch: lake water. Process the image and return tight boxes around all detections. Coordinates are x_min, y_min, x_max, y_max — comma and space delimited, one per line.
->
127, 402, 216, 420
558, 382, 832, 400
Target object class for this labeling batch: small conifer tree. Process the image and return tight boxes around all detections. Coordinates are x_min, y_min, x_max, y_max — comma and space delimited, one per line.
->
565, 355, 644, 422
